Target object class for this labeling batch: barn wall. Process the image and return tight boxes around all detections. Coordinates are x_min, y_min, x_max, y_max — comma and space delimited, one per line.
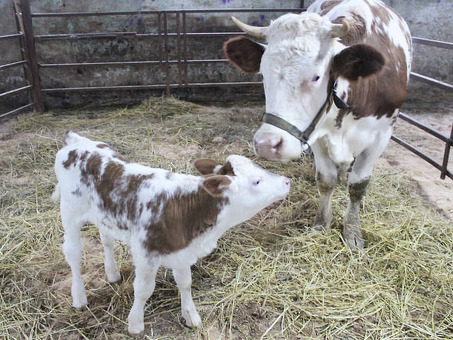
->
0, 0, 452, 110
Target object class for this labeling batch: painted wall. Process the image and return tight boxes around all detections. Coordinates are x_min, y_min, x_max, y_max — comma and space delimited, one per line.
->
0, 0, 451, 110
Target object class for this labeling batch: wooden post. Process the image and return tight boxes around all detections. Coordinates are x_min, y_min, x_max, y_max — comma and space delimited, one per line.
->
16, 0, 44, 112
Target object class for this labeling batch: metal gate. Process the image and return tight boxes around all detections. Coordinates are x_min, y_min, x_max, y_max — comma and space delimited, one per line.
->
0, 0, 452, 180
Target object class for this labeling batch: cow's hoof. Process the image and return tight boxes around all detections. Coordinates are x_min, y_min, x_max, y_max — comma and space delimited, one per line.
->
313, 224, 330, 232
343, 229, 364, 249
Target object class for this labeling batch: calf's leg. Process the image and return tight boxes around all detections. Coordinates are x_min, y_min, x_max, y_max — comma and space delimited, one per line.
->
173, 267, 201, 328
61, 211, 87, 308
127, 247, 159, 334
99, 231, 121, 283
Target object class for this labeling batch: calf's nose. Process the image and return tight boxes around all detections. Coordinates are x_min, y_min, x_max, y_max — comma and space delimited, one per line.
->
254, 133, 283, 160
284, 177, 291, 188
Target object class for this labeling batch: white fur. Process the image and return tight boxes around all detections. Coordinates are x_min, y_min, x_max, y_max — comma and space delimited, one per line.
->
54, 132, 290, 334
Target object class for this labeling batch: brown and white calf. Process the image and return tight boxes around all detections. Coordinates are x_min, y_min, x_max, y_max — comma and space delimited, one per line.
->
223, 0, 412, 248
52, 132, 290, 334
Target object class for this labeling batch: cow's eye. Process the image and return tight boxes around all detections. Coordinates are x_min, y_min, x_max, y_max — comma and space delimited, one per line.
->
254, 179, 261, 185
312, 75, 320, 82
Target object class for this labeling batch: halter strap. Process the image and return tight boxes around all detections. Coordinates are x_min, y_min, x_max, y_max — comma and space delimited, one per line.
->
262, 80, 349, 151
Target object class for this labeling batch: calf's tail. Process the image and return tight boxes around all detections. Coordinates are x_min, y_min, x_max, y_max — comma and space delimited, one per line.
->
51, 182, 61, 202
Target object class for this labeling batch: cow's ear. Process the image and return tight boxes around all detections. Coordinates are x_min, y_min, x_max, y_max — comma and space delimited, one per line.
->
223, 36, 265, 74
332, 44, 385, 81
202, 175, 232, 197
194, 159, 219, 175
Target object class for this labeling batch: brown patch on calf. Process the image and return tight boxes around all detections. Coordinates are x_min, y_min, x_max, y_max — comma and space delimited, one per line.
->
194, 159, 218, 175
144, 188, 229, 254
80, 153, 103, 186
95, 161, 126, 215
63, 150, 79, 169
217, 161, 235, 176
223, 36, 264, 74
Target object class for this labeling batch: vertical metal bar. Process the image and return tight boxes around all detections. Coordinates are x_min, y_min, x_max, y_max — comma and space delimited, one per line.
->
440, 123, 453, 180
163, 12, 170, 96
13, 0, 32, 106
176, 12, 182, 86
157, 12, 162, 64
182, 12, 188, 86
18, 0, 44, 112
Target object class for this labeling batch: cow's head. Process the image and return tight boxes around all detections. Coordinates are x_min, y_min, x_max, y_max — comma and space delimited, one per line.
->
224, 13, 385, 162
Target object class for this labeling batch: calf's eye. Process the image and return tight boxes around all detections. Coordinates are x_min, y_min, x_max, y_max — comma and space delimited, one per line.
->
312, 75, 320, 82
254, 179, 261, 185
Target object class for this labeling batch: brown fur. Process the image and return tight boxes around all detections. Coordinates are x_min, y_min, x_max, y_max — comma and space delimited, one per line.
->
63, 150, 79, 169
331, 6, 409, 120
223, 36, 264, 74
144, 188, 229, 254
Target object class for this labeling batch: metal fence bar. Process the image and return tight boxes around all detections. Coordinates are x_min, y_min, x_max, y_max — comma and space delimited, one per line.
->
163, 12, 170, 96
40, 82, 262, 93
410, 72, 453, 92
39, 59, 229, 68
30, 8, 301, 18
0, 103, 34, 119
391, 134, 452, 180
441, 125, 453, 179
0, 85, 32, 98
0, 33, 23, 40
412, 37, 453, 50
182, 12, 188, 85
16, 0, 44, 112
0, 60, 27, 70
34, 32, 244, 41
398, 112, 451, 143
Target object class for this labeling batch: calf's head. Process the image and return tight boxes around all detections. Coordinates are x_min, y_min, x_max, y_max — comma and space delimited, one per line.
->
224, 13, 385, 162
195, 155, 290, 220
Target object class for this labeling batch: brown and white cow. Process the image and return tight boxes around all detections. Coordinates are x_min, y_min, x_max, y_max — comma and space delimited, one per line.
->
223, 0, 412, 248
53, 132, 290, 334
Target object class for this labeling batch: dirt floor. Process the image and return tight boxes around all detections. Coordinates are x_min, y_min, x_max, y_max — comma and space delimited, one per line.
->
381, 91, 453, 220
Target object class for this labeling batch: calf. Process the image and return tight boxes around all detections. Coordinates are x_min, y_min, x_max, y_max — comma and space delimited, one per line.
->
52, 132, 290, 334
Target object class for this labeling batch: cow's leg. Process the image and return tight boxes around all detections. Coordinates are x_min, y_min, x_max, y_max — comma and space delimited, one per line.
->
99, 231, 121, 283
61, 208, 87, 309
173, 267, 201, 328
344, 134, 390, 249
127, 247, 159, 335
311, 142, 338, 231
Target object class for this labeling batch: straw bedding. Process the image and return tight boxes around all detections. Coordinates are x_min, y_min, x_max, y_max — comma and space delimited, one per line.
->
0, 97, 452, 339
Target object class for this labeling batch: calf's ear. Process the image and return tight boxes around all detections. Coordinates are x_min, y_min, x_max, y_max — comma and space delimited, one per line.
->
332, 44, 385, 81
194, 159, 219, 175
223, 36, 265, 74
202, 175, 232, 197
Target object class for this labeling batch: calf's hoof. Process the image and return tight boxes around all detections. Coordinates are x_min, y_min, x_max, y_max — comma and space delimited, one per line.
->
72, 291, 88, 309
182, 309, 202, 328
128, 321, 145, 335
342, 229, 364, 249
107, 271, 122, 284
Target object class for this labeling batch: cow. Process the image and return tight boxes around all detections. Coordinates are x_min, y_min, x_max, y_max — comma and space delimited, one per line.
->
223, 0, 412, 249
52, 132, 290, 334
